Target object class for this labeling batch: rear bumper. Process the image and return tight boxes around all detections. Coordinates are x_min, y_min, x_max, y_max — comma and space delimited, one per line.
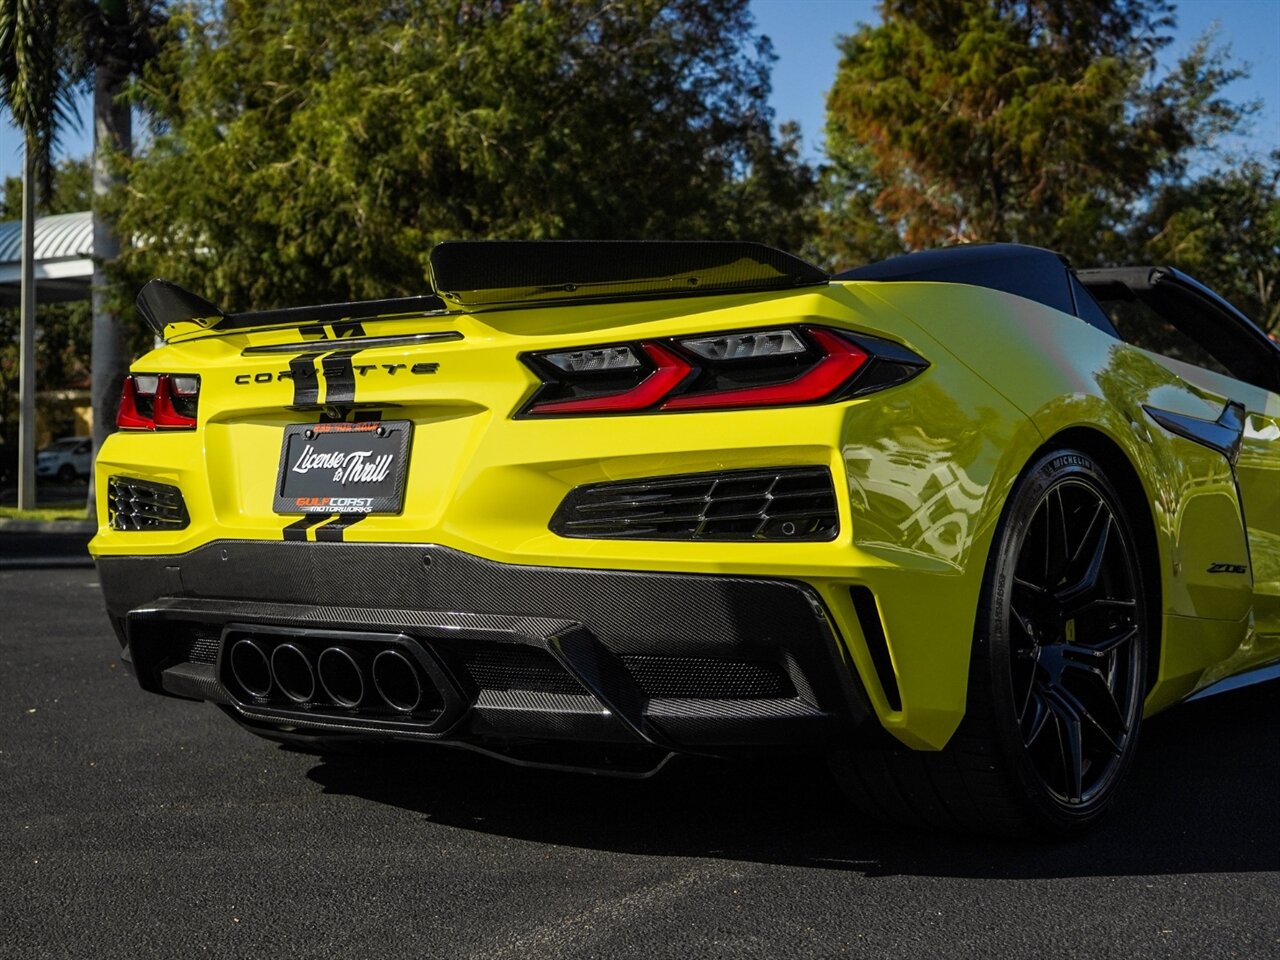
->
97, 540, 870, 762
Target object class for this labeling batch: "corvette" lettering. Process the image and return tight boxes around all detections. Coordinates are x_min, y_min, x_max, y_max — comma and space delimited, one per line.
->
234, 362, 438, 385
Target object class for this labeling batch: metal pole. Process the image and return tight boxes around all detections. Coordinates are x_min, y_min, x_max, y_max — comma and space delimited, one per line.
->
17, 141, 38, 511
89, 56, 132, 521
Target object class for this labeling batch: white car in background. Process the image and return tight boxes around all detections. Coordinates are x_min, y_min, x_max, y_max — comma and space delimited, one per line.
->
36, 437, 92, 482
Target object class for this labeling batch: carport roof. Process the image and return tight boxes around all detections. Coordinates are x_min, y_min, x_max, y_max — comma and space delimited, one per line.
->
0, 210, 94, 305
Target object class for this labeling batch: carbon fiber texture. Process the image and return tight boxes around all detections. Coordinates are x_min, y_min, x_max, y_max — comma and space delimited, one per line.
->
104, 540, 870, 752
99, 541, 856, 710
103, 542, 819, 648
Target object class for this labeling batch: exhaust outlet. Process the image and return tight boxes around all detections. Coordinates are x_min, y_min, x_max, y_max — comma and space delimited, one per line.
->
317, 646, 365, 708
270, 643, 316, 703
372, 649, 423, 712
229, 638, 272, 698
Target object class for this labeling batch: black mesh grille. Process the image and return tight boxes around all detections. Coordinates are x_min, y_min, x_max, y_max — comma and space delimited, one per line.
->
457, 644, 587, 695
173, 633, 220, 665
622, 655, 795, 699
108, 476, 189, 531
551, 467, 838, 541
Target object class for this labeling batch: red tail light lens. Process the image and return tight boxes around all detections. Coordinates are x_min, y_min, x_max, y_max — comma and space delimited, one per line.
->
116, 374, 200, 430
527, 343, 694, 414
518, 326, 925, 417
116, 376, 154, 429
662, 328, 867, 410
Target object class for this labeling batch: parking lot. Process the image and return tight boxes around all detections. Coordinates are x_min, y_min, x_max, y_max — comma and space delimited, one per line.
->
3, 561, 1278, 959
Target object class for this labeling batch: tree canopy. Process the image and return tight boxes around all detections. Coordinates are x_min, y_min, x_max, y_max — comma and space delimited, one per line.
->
820, 0, 1254, 269
1137, 153, 1280, 332
113, 0, 814, 309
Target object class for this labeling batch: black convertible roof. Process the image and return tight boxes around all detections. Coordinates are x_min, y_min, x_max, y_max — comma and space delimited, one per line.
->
837, 243, 1080, 316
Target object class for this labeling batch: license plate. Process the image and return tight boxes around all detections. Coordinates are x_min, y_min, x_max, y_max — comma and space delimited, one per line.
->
274, 420, 412, 514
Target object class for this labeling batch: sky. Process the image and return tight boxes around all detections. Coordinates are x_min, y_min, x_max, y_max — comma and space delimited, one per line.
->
1, 0, 1278, 179
752, 0, 1280, 162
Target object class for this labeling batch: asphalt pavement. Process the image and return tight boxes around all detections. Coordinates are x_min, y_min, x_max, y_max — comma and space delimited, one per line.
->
3, 566, 1278, 959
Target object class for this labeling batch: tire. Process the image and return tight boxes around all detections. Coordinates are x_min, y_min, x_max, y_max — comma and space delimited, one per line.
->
56, 464, 77, 483
830, 448, 1149, 836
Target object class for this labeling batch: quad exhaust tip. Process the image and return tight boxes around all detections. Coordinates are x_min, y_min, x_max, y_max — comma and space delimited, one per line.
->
372, 649, 423, 712
229, 638, 272, 698
270, 643, 316, 703
226, 634, 436, 716
317, 646, 365, 708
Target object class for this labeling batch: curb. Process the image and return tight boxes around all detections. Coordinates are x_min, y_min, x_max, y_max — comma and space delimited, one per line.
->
0, 556, 95, 570
0, 521, 96, 570
0, 519, 96, 534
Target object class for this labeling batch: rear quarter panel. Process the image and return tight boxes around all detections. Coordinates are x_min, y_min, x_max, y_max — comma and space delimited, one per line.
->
856, 280, 1254, 711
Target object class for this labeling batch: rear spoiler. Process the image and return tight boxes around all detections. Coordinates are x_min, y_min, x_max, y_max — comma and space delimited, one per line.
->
137, 240, 827, 337
427, 240, 828, 309
135, 279, 447, 339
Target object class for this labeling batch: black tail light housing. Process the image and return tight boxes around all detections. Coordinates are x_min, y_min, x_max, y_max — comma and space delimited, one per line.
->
518, 326, 926, 416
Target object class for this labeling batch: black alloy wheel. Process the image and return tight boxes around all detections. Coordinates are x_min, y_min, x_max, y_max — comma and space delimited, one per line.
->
997, 457, 1147, 819
829, 448, 1149, 836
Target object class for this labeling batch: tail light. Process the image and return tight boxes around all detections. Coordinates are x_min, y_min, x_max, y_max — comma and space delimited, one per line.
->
117, 374, 200, 430
518, 326, 926, 416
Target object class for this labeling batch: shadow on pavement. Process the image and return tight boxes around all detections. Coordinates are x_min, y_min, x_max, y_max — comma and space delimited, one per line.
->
0, 530, 94, 567
306, 676, 1280, 879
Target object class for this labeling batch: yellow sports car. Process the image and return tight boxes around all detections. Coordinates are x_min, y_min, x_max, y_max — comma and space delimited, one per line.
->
90, 241, 1280, 836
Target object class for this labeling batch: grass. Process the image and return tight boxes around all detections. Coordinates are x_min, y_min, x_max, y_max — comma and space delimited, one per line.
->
0, 503, 89, 522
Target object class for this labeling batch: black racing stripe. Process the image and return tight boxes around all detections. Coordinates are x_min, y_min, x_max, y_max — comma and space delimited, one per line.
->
321, 349, 360, 404
331, 321, 366, 339
283, 514, 330, 541
314, 514, 367, 542
289, 352, 325, 406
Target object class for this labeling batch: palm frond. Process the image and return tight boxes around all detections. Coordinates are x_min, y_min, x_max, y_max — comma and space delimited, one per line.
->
0, 0, 81, 195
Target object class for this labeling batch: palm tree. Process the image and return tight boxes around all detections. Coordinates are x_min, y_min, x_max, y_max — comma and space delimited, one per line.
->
70, 0, 164, 518
0, 0, 79, 509
1, 1, 162, 514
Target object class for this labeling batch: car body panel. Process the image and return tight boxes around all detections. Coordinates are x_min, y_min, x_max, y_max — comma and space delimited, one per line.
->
89, 256, 1280, 757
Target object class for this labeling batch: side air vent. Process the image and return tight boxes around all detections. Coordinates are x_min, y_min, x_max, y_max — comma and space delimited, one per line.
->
108, 476, 189, 531
550, 466, 839, 541
849, 586, 901, 711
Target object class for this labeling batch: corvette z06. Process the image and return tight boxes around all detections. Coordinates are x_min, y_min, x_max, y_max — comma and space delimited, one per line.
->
90, 240, 1280, 836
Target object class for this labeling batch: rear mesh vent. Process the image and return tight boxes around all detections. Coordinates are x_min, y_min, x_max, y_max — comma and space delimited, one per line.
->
621, 655, 795, 699
457, 644, 587, 695
174, 633, 220, 665
551, 467, 838, 541
108, 476, 189, 531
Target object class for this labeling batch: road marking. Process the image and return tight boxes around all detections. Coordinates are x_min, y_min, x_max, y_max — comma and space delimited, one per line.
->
466, 862, 730, 959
